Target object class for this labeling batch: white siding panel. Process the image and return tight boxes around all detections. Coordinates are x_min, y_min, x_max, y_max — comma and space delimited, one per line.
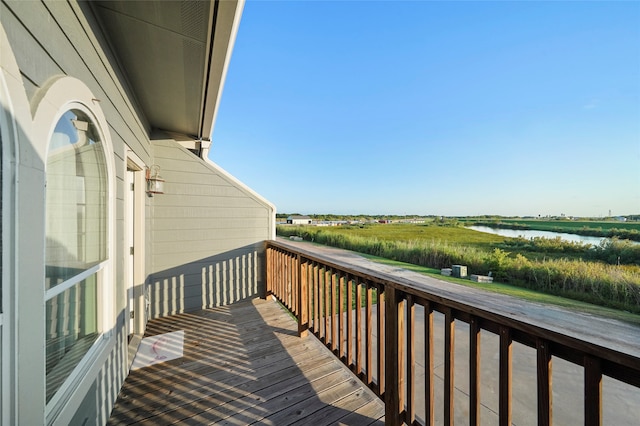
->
0, 4, 64, 90
4, 1, 151, 163
154, 194, 265, 208
154, 227, 268, 244
149, 140, 273, 318
152, 217, 269, 231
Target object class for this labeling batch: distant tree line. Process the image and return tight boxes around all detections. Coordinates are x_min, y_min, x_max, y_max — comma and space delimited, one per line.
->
276, 213, 439, 221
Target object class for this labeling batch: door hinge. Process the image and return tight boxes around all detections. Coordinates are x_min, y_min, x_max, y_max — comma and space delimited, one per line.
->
130, 246, 134, 255
130, 310, 135, 319
130, 183, 135, 191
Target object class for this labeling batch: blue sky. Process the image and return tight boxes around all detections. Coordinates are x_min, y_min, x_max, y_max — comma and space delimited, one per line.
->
210, 0, 640, 217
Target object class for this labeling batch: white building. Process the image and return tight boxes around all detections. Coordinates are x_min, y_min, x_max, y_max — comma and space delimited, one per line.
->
287, 215, 313, 225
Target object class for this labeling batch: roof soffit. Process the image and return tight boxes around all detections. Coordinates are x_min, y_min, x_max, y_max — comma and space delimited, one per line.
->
92, 0, 214, 138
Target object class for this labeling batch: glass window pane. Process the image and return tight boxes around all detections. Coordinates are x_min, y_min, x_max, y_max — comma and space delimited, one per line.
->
45, 274, 99, 403
46, 109, 107, 290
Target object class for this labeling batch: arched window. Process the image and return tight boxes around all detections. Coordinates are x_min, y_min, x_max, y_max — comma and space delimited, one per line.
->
45, 108, 108, 403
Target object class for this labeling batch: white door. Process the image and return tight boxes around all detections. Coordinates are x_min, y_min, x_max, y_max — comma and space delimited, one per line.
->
126, 169, 135, 337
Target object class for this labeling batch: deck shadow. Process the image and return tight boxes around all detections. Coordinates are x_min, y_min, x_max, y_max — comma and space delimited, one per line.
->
108, 297, 385, 425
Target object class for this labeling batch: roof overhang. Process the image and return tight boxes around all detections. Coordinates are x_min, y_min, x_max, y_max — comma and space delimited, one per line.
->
92, 0, 244, 140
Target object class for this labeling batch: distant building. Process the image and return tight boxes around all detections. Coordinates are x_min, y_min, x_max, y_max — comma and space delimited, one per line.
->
287, 215, 313, 225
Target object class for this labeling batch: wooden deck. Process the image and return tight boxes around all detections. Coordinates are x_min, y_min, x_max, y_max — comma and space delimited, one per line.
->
108, 298, 385, 425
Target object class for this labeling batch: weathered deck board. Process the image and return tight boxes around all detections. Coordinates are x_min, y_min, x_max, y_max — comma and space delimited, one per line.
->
108, 298, 384, 425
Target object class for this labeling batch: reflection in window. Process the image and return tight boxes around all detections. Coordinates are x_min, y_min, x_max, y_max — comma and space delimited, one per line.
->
45, 109, 107, 402
45, 276, 98, 402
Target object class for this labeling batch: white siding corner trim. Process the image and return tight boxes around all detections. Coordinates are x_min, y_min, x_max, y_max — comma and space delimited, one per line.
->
1, 22, 37, 425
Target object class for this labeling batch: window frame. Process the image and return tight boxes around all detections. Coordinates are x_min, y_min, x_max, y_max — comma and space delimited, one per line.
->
33, 80, 116, 423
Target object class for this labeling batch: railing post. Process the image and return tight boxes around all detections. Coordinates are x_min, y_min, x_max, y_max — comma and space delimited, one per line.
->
265, 243, 272, 298
297, 255, 309, 338
499, 326, 513, 426
470, 317, 481, 426
537, 338, 552, 426
384, 286, 401, 425
584, 355, 602, 426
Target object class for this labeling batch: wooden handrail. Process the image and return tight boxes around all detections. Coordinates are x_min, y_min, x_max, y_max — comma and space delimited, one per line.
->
265, 239, 640, 426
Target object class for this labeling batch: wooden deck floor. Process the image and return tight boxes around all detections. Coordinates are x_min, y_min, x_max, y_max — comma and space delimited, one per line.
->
108, 298, 385, 425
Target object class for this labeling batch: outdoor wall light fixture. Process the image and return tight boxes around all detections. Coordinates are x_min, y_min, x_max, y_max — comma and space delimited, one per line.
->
146, 165, 165, 195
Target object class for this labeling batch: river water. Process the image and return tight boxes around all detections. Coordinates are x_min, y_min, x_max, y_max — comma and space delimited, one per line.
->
467, 225, 610, 246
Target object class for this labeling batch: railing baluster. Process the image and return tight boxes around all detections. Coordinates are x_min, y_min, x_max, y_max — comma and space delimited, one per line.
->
298, 257, 308, 337
356, 280, 363, 377
378, 287, 385, 396
425, 301, 434, 426
499, 326, 513, 426
366, 283, 373, 387
407, 295, 415, 424
275, 249, 279, 299
347, 274, 354, 368
319, 264, 324, 339
292, 254, 297, 314
584, 355, 602, 426
384, 287, 401, 425
265, 246, 272, 297
279, 250, 284, 304
325, 267, 331, 345
339, 272, 345, 361
398, 295, 406, 421
313, 262, 319, 334
444, 308, 455, 426
356, 282, 362, 374
284, 251, 289, 308
332, 269, 338, 353
537, 338, 552, 426
470, 317, 481, 426
290, 254, 295, 313
291, 253, 295, 312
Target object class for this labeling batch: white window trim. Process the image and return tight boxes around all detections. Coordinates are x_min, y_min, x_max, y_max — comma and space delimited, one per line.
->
0, 25, 37, 424
44, 262, 104, 300
32, 77, 116, 425
0, 25, 23, 425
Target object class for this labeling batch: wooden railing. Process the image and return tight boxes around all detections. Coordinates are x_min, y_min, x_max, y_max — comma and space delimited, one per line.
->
265, 239, 640, 426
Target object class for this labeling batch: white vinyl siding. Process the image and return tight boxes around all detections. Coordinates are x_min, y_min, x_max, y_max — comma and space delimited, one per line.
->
149, 140, 274, 317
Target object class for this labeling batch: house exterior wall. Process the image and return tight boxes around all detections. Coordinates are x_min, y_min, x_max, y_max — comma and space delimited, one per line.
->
1, 1, 271, 424
2, 1, 144, 424
148, 139, 275, 318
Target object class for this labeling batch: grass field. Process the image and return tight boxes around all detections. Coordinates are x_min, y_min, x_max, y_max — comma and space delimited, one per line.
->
360, 253, 640, 325
313, 223, 505, 247
278, 223, 640, 315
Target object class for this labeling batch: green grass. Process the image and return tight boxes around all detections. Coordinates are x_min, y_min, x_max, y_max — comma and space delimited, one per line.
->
316, 223, 505, 248
278, 224, 640, 315
359, 253, 640, 326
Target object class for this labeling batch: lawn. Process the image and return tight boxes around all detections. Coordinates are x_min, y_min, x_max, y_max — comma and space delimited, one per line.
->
318, 223, 505, 248
359, 253, 640, 326
278, 223, 640, 315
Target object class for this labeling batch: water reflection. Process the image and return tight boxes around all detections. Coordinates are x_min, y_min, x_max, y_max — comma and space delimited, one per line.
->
467, 226, 611, 245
